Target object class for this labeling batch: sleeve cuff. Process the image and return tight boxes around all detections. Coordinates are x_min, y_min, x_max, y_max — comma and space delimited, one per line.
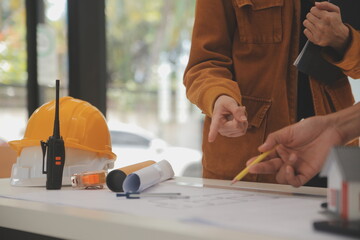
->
323, 25, 360, 71
200, 85, 242, 117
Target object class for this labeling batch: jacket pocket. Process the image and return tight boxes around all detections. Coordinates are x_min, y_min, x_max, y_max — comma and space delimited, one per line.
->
242, 95, 271, 129
233, 0, 283, 43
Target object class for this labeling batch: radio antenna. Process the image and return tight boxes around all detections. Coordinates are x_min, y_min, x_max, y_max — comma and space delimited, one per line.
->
53, 80, 60, 139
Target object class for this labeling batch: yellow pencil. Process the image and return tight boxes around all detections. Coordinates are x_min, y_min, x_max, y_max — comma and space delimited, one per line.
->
231, 147, 277, 185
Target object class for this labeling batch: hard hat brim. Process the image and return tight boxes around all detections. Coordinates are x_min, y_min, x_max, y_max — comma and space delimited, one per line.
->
8, 139, 117, 160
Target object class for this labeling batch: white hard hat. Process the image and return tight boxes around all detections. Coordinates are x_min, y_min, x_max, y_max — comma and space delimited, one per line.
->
10, 146, 114, 186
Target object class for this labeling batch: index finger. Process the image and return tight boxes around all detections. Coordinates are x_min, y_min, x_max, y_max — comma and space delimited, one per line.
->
248, 158, 283, 174
246, 149, 278, 166
315, 1, 340, 13
208, 116, 225, 142
258, 133, 282, 153
258, 125, 294, 153
310, 6, 325, 19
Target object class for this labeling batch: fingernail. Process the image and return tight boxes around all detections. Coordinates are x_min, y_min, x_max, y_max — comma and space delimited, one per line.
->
286, 166, 291, 174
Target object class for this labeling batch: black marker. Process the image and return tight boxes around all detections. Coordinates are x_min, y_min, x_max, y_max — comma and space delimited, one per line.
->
41, 80, 66, 190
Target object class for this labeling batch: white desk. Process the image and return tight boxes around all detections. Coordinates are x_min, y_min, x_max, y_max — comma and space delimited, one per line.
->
0, 177, 354, 240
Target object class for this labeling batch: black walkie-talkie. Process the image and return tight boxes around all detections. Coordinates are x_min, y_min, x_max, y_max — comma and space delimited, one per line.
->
41, 80, 66, 190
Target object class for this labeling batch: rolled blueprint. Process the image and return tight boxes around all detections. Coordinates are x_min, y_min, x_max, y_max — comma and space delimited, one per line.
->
122, 160, 174, 193
106, 160, 156, 192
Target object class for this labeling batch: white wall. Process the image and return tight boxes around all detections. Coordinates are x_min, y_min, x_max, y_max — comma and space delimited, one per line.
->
350, 78, 360, 102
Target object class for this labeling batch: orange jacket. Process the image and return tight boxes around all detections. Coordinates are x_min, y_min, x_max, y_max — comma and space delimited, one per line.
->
184, 0, 358, 182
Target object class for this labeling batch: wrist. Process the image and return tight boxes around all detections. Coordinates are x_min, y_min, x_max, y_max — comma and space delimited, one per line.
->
330, 103, 360, 144
331, 24, 350, 56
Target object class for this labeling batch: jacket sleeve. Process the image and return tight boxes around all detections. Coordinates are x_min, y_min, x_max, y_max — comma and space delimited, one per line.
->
323, 25, 360, 79
183, 0, 242, 117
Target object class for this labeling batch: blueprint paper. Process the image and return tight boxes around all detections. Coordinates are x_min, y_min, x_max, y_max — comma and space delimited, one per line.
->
0, 178, 342, 240
122, 160, 174, 192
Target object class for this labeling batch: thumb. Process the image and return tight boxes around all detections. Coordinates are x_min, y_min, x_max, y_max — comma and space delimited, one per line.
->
232, 106, 247, 122
225, 100, 242, 116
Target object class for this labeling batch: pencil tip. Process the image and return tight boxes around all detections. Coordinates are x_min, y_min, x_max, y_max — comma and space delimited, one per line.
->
230, 179, 236, 185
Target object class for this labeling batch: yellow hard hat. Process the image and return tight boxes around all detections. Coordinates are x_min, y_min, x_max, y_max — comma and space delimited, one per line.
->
9, 96, 116, 160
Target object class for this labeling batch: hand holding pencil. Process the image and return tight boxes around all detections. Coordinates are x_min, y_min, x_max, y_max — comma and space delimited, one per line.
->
231, 147, 277, 185
243, 113, 345, 187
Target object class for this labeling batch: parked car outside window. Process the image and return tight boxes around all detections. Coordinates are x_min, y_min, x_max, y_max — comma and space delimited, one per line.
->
109, 123, 202, 177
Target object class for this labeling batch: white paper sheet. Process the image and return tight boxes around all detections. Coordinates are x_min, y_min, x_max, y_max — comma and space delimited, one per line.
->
122, 160, 174, 192
0, 179, 344, 240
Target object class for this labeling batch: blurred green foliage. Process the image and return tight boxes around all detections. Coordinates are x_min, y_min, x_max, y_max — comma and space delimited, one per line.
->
0, 0, 27, 85
0, 0, 196, 89
106, 0, 195, 90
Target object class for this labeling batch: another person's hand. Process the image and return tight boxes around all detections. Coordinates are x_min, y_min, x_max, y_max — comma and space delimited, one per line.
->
247, 116, 344, 187
208, 95, 248, 142
304, 1, 350, 54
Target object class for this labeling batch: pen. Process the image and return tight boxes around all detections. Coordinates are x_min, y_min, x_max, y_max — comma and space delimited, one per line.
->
116, 192, 190, 199
231, 147, 277, 185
